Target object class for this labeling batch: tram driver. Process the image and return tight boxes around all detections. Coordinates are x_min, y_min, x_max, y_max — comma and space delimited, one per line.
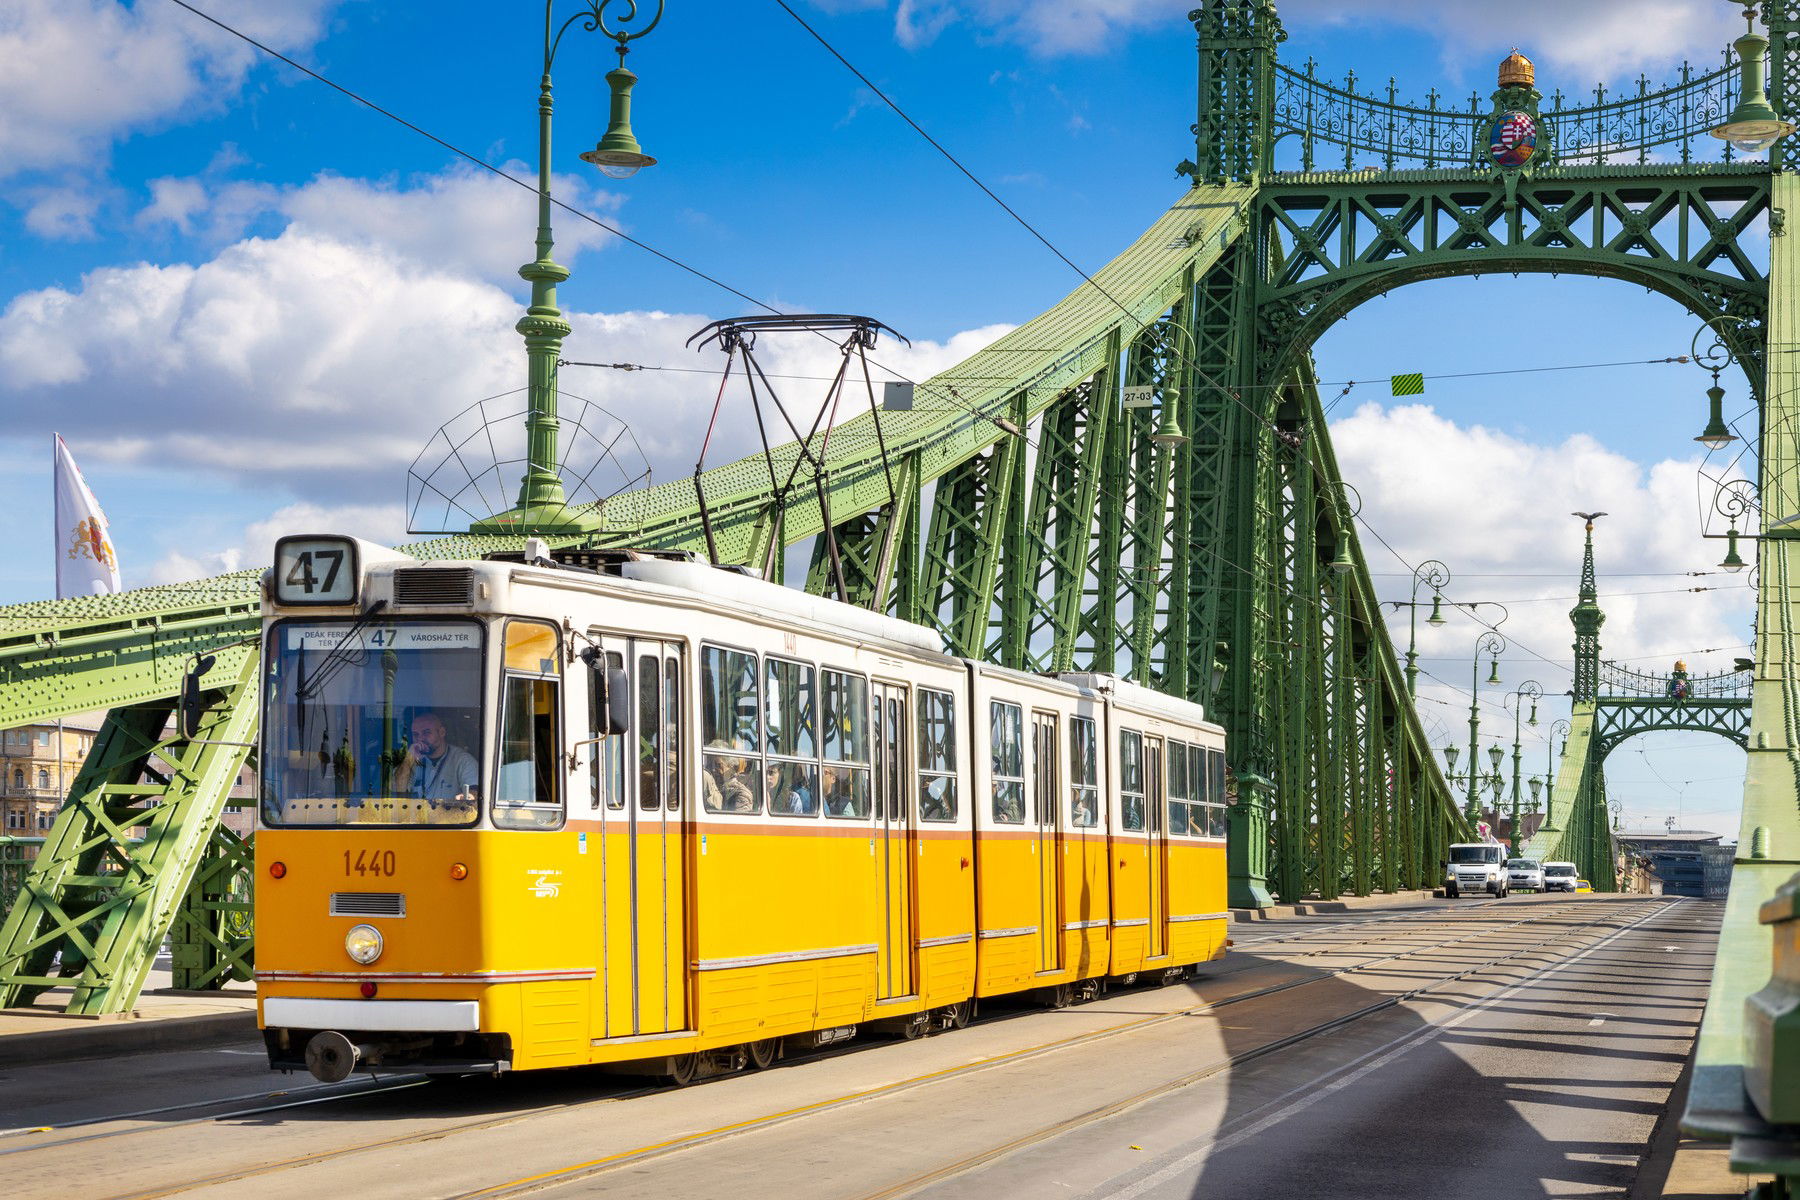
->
398, 712, 480, 807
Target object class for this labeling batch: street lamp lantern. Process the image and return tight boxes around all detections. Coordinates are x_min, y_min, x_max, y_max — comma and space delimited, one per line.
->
1486, 656, 1502, 686
580, 64, 657, 178
1696, 378, 1737, 449
1444, 744, 1460, 772
1527, 698, 1538, 726
1710, 4, 1797, 154
1529, 776, 1543, 805
1427, 593, 1446, 626
1487, 743, 1504, 771
1721, 525, 1749, 572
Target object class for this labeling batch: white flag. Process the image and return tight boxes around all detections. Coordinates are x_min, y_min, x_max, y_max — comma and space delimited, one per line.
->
53, 433, 121, 598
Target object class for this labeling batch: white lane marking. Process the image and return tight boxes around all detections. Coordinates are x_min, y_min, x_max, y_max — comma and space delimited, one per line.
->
1098, 901, 1682, 1200
1588, 1014, 1613, 1027
213, 1049, 266, 1056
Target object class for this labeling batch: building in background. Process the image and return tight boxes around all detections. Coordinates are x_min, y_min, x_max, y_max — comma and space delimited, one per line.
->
1, 721, 98, 838
1614, 830, 1732, 898
1, 721, 254, 865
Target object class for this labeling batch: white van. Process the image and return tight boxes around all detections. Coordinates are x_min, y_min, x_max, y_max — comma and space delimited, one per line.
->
1445, 843, 1508, 898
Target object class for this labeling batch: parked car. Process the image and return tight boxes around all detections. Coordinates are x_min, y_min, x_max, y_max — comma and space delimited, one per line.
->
1506, 857, 1545, 892
1542, 861, 1579, 892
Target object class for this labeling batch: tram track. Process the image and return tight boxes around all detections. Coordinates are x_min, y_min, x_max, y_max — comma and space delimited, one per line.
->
4, 898, 1636, 1200
4, 900, 1553, 1162
436, 900, 1673, 1200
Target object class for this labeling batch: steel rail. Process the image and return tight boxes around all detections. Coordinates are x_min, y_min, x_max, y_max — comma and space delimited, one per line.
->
1, 899, 1610, 1192
443, 901, 1673, 1200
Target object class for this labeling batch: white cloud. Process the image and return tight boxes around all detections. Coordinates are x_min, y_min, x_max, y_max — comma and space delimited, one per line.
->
136, 164, 623, 288
1335, 399, 1754, 693
876, 1, 1738, 81
22, 185, 103, 239
1, 175, 1015, 529
0, 0, 342, 178
149, 500, 407, 585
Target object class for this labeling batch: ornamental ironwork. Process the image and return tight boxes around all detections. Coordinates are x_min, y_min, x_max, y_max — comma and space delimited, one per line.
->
1268, 54, 1742, 173
1598, 660, 1753, 699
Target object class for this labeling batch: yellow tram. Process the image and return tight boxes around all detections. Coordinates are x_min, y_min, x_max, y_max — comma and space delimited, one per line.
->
254, 535, 1229, 1083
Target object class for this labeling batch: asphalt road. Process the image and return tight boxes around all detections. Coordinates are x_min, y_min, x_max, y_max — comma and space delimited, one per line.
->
0, 894, 1713, 1200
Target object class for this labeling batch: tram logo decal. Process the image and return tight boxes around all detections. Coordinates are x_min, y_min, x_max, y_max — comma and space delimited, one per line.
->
527, 869, 562, 898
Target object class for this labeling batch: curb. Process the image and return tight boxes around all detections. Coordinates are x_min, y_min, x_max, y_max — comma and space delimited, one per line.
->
0, 1010, 259, 1069
1228, 892, 1441, 921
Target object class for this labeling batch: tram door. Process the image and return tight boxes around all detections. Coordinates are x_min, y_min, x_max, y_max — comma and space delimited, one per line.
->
1032, 712, 1063, 973
598, 637, 688, 1037
872, 682, 915, 999
1144, 735, 1168, 959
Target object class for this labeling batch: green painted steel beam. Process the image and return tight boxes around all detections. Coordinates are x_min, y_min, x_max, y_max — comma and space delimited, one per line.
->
0, 652, 258, 1013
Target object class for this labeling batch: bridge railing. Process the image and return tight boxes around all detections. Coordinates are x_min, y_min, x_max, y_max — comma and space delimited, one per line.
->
1270, 53, 1740, 173
1598, 660, 1754, 699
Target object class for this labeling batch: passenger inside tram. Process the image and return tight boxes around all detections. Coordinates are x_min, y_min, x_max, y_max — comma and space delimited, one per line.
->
766, 763, 816, 815
703, 747, 759, 813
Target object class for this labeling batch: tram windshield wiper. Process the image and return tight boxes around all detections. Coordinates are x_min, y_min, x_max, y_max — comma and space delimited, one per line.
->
295, 599, 391, 703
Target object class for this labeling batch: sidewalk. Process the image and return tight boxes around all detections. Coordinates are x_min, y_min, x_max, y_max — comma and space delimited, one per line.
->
0, 968, 257, 1068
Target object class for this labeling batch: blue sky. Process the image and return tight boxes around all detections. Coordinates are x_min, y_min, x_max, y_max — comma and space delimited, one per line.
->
0, 0, 1761, 836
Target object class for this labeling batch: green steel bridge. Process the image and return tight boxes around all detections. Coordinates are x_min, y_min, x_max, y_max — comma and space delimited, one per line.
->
2, 0, 1798, 1185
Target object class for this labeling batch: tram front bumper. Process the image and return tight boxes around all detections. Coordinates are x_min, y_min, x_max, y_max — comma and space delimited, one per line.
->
262, 998, 511, 1079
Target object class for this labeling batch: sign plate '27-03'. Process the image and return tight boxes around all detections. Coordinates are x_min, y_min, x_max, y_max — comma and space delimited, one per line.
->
1488, 110, 1537, 167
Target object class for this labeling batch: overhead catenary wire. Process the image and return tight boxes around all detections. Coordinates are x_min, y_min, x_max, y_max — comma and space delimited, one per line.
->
135, 0, 1754, 756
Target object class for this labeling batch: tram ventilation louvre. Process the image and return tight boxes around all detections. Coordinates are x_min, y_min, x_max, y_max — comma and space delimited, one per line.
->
329, 892, 407, 918
392, 568, 474, 605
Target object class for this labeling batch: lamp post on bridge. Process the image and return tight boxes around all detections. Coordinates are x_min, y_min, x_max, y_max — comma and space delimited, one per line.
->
472, 0, 663, 537
1504, 680, 1543, 853
1485, 744, 1506, 830
1543, 717, 1570, 829
1467, 629, 1507, 820
1389, 559, 1450, 699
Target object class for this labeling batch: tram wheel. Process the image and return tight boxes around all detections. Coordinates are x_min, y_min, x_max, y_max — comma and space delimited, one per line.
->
1046, 983, 1074, 1009
746, 1039, 778, 1071
947, 999, 974, 1030
664, 1053, 700, 1087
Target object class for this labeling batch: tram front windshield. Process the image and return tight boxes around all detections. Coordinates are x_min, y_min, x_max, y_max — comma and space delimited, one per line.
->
263, 620, 484, 827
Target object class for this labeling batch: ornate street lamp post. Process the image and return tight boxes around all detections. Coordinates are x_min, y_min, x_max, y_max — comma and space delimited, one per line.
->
1504, 680, 1542, 853
1388, 559, 1450, 698
474, 0, 664, 537
1466, 630, 1506, 819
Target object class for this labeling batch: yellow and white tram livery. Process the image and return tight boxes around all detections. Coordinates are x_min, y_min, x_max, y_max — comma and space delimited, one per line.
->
254, 536, 1229, 1083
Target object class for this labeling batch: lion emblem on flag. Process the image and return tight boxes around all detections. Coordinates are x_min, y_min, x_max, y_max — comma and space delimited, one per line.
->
68, 517, 116, 569
1488, 109, 1537, 167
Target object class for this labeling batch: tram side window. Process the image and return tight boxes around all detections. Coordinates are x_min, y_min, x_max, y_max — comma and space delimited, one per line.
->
638, 653, 664, 811
1166, 737, 1195, 841
821, 669, 871, 818
766, 658, 819, 816
701, 645, 763, 815
918, 688, 958, 823
1120, 730, 1146, 831
664, 654, 682, 812
589, 650, 626, 811
1206, 746, 1228, 838
494, 624, 564, 831
990, 700, 1025, 825
1070, 715, 1099, 828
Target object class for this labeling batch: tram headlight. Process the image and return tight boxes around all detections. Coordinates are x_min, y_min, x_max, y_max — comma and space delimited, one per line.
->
344, 924, 383, 965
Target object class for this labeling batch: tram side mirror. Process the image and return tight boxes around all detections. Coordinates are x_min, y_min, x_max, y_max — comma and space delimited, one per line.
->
603, 668, 631, 735
179, 654, 217, 740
